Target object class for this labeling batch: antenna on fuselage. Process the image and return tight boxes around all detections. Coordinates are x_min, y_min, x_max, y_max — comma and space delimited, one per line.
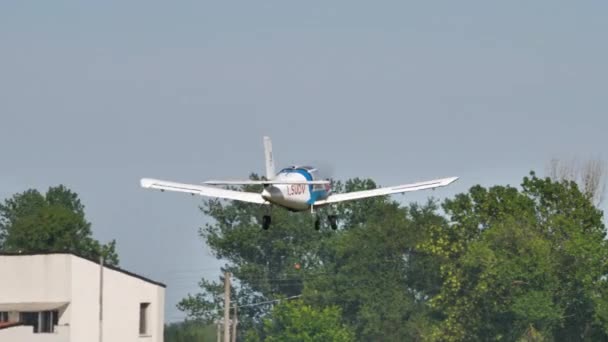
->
263, 136, 276, 180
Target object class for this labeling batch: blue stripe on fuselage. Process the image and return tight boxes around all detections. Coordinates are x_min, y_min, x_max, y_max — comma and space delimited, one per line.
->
281, 168, 327, 205
309, 189, 327, 205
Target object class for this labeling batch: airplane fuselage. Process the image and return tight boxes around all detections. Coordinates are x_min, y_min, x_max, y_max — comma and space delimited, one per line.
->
261, 166, 331, 211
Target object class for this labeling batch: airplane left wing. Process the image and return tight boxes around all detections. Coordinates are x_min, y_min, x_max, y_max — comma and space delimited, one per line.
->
314, 177, 458, 206
140, 178, 268, 204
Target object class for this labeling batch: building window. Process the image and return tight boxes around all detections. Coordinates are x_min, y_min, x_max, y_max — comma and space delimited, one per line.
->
20, 312, 38, 331
139, 303, 150, 335
40, 311, 57, 333
0, 312, 8, 322
19, 311, 58, 333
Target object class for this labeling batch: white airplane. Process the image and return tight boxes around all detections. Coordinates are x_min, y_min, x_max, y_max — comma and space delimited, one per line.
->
140, 136, 458, 230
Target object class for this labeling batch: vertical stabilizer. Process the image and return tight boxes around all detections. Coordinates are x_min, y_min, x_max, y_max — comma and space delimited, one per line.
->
263, 136, 276, 180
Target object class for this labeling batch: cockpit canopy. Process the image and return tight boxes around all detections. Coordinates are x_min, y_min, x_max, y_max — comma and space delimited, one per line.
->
279, 165, 317, 173
278, 165, 322, 180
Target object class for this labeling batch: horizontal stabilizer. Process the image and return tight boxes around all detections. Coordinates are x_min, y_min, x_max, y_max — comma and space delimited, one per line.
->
140, 178, 268, 204
203, 180, 330, 185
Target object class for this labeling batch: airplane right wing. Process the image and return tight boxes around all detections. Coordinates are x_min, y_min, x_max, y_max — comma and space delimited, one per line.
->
140, 178, 268, 205
314, 177, 458, 206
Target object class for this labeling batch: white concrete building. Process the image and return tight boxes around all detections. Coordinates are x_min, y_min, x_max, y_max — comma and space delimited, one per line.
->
0, 252, 165, 342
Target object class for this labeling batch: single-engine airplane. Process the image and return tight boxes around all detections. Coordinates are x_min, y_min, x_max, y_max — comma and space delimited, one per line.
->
140, 136, 458, 230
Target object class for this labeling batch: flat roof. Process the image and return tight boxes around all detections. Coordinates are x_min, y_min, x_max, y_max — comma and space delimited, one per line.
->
0, 252, 166, 288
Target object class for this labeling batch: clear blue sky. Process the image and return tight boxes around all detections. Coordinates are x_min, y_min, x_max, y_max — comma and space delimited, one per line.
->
1, 1, 607, 322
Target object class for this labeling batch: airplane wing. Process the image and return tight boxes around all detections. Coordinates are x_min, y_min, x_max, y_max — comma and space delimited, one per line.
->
314, 177, 458, 206
140, 178, 268, 204
203, 180, 330, 185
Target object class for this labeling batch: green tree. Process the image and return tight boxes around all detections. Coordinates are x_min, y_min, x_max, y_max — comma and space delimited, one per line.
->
304, 200, 444, 341
179, 174, 443, 340
418, 172, 608, 341
178, 173, 339, 334
249, 299, 354, 342
0, 185, 119, 265
164, 321, 216, 342
179, 170, 608, 341
178, 174, 400, 331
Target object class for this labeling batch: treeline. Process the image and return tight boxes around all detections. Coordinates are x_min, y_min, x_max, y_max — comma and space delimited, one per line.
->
3, 164, 606, 341
164, 321, 216, 342
0, 185, 119, 265
176, 170, 608, 341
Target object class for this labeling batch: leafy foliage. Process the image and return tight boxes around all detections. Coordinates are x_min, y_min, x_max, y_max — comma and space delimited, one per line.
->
418, 172, 608, 341
304, 200, 444, 341
0, 185, 119, 265
164, 321, 217, 342
179, 171, 608, 341
249, 299, 354, 342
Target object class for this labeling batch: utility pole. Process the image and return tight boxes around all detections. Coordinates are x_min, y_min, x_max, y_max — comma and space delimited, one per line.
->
216, 321, 221, 342
99, 255, 104, 342
231, 304, 238, 342
223, 272, 231, 342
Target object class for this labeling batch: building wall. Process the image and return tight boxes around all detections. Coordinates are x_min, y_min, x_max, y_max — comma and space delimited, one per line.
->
0, 254, 164, 342
69, 256, 164, 342
0, 325, 69, 342
0, 254, 71, 312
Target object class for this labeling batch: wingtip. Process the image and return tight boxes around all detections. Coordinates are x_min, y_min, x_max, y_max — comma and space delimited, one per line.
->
140, 178, 155, 188
446, 176, 459, 184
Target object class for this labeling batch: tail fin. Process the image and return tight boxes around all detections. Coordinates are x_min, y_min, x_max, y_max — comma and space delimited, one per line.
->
263, 136, 276, 180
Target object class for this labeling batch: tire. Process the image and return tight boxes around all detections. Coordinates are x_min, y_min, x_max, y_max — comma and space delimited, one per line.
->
262, 215, 271, 230
328, 215, 338, 230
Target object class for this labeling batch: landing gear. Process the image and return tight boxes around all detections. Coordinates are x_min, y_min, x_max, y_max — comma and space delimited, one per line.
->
310, 205, 320, 230
312, 216, 337, 230
328, 215, 338, 230
262, 215, 271, 230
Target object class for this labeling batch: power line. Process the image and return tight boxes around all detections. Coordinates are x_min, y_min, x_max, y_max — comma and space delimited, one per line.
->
232, 295, 302, 309
214, 295, 303, 314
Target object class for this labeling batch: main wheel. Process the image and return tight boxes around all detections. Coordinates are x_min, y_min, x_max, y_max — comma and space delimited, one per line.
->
262, 215, 271, 230
328, 215, 338, 230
